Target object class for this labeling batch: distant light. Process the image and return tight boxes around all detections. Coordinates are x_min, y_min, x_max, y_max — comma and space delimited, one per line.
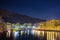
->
33, 26, 36, 28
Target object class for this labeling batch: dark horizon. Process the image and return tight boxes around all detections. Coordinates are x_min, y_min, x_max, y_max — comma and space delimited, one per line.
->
0, 0, 60, 20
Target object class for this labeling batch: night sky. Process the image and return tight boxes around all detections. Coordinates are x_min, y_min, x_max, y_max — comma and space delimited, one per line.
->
0, 0, 60, 20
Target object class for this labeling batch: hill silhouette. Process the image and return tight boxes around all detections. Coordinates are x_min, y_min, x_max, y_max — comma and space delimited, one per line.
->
0, 9, 45, 23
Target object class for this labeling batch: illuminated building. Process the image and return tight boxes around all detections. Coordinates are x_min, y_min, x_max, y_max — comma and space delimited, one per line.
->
45, 19, 60, 40
6, 22, 12, 29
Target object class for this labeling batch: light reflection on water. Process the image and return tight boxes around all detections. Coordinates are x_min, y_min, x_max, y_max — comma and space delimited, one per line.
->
13, 31, 19, 37
5, 30, 60, 40
6, 29, 45, 40
31, 30, 35, 35
12, 30, 44, 40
